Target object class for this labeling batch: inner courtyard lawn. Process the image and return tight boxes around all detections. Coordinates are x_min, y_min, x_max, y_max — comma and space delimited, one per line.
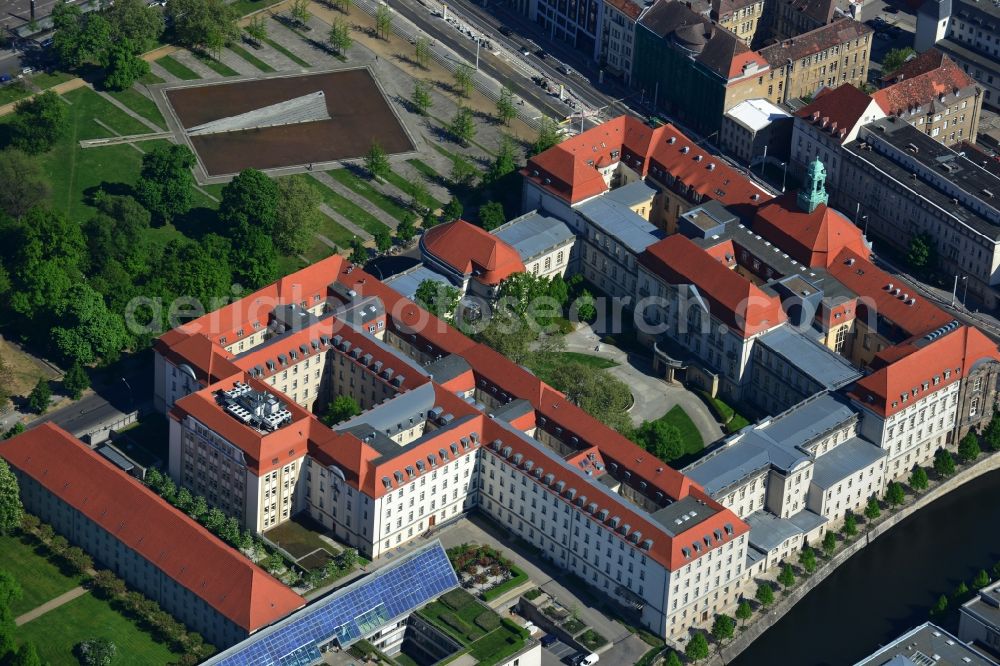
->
0, 533, 82, 617
17, 592, 177, 665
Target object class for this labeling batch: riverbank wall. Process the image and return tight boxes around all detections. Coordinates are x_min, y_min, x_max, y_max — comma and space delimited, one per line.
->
707, 451, 1000, 665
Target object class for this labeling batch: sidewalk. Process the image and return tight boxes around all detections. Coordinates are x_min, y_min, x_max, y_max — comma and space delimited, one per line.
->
14, 586, 88, 626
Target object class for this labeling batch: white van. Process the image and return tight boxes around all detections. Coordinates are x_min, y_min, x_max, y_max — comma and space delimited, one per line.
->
572, 653, 599, 666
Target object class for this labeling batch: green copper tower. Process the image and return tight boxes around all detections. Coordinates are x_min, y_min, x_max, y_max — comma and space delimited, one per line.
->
797, 158, 829, 213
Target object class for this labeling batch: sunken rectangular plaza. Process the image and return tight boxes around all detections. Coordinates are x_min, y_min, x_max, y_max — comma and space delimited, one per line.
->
163, 69, 413, 176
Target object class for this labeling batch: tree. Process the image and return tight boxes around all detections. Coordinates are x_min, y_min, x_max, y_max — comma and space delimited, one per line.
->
373, 227, 392, 254
955, 581, 970, 600
842, 511, 859, 537
102, 39, 150, 91
882, 46, 915, 75
220, 516, 241, 545
909, 466, 929, 491
799, 546, 817, 573
52, 2, 112, 70
229, 222, 278, 289
219, 168, 279, 232
934, 448, 956, 477
414, 36, 431, 68
449, 106, 476, 146
10, 92, 69, 154
51, 283, 129, 364
375, 3, 391, 39
415, 279, 461, 320
548, 274, 569, 307
932, 594, 948, 615
735, 600, 752, 627
8, 642, 42, 666
324, 395, 361, 425
274, 175, 321, 255
958, 433, 981, 463
103, 0, 164, 51
712, 614, 735, 643
635, 420, 684, 462
974, 569, 991, 589
886, 481, 905, 508
190, 496, 208, 519
443, 197, 464, 222
167, 0, 238, 53
328, 17, 351, 55
244, 16, 267, 46
479, 201, 506, 231
778, 563, 795, 589
985, 415, 1000, 452
450, 155, 477, 186
26, 379, 51, 414
63, 360, 90, 399
203, 507, 226, 533
135, 144, 196, 222
0, 460, 20, 538
0, 149, 51, 218
665, 652, 683, 666
685, 632, 709, 661
333, 0, 352, 13
174, 487, 193, 513
487, 134, 518, 183
349, 239, 367, 265
496, 86, 516, 126
822, 530, 837, 556
412, 80, 432, 116
547, 363, 632, 433
0, 570, 22, 621
2, 424, 24, 441
453, 64, 474, 98
290, 0, 311, 25
906, 233, 935, 272
364, 141, 391, 180
533, 117, 561, 155
395, 213, 417, 244
76, 638, 117, 666
573, 290, 597, 322
864, 497, 881, 521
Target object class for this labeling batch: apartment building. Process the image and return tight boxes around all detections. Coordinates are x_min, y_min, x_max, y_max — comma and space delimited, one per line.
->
915, 0, 1000, 109
769, 0, 836, 41
855, 622, 997, 666
959, 579, 1000, 657
874, 49, 983, 146
759, 18, 873, 101
712, 0, 768, 45
836, 117, 1000, 308
528, 0, 603, 60
720, 98, 793, 165
491, 211, 577, 282
0, 424, 305, 649
790, 83, 886, 198
601, 0, 643, 82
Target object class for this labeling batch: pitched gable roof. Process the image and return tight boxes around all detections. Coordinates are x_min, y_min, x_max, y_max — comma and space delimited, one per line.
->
760, 18, 872, 66
0, 424, 305, 631
873, 50, 977, 116
421, 220, 525, 285
795, 84, 880, 140
753, 193, 871, 268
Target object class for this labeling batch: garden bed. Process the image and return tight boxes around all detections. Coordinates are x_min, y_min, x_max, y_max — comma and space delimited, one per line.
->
448, 544, 529, 601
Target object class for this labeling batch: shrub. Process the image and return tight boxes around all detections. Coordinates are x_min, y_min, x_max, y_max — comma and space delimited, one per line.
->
440, 611, 468, 636
474, 610, 501, 632
442, 587, 475, 610
579, 629, 608, 650
524, 587, 543, 600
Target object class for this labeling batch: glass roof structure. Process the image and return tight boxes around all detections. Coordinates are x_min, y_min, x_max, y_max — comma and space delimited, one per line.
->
204, 541, 459, 666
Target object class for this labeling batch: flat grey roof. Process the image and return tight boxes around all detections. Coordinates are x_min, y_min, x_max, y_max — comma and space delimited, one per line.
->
603, 180, 658, 208
425, 354, 472, 384
576, 196, 665, 254
383, 264, 456, 301
490, 398, 534, 424
683, 442, 771, 496
492, 211, 575, 262
811, 437, 887, 490
757, 327, 861, 391
961, 579, 1000, 634
852, 622, 997, 666
745, 510, 804, 552
649, 496, 722, 537
337, 382, 436, 438
97, 445, 135, 473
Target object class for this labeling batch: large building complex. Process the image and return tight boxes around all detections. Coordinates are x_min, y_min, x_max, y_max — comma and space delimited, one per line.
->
854, 622, 998, 666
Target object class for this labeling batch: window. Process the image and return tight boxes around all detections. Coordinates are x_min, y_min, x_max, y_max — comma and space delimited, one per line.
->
971, 396, 980, 417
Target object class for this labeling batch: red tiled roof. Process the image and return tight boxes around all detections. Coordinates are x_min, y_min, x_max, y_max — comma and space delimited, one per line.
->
850, 325, 1000, 417
605, 0, 642, 20
153, 330, 241, 387
170, 373, 314, 476
826, 248, 953, 339
753, 193, 871, 268
639, 235, 787, 337
523, 117, 628, 204
759, 18, 872, 67
0, 424, 305, 631
873, 51, 976, 115
795, 84, 878, 140
421, 220, 525, 285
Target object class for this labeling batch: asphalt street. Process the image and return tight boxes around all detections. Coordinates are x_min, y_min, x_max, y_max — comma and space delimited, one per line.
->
29, 365, 152, 439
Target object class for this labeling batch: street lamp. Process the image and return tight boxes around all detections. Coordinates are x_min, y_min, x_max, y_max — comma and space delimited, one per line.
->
962, 275, 970, 308
780, 161, 787, 193
121, 377, 135, 413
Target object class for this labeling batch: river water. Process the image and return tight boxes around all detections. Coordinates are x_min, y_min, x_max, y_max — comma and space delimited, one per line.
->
731, 469, 1000, 666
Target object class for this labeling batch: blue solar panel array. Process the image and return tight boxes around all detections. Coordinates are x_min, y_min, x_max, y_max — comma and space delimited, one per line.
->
207, 542, 459, 666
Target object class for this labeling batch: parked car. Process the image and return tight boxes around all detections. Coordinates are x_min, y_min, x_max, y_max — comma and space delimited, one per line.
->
499, 25, 512, 36
0, 74, 10, 83
541, 634, 558, 647
20, 67, 33, 75
572, 653, 599, 666
534, 49, 547, 59
557, 63, 571, 75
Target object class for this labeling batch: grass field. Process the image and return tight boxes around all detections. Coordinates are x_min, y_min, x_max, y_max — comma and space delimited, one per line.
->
0, 533, 82, 617
262, 37, 312, 68
30, 70, 75, 90
139, 71, 165, 85
0, 337, 59, 400
0, 82, 32, 105
191, 51, 239, 77
264, 517, 337, 560
228, 44, 276, 72
406, 158, 442, 182
384, 169, 445, 211
327, 169, 410, 221
18, 592, 177, 665
231, 0, 284, 16
106, 87, 166, 129
304, 174, 389, 238
155, 55, 200, 80
650, 405, 705, 467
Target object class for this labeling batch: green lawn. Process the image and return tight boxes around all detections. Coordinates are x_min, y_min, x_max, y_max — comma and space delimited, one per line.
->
327, 169, 410, 221
231, 0, 284, 16
18, 592, 177, 665
0, 533, 83, 617
228, 44, 276, 72
41, 87, 153, 221
407, 158, 441, 182
30, 70, 75, 90
304, 174, 389, 237
0, 82, 32, 105
191, 51, 239, 77
384, 169, 446, 210
655, 405, 703, 456
264, 516, 337, 560
138, 71, 165, 85
155, 55, 200, 80
262, 37, 312, 68
106, 87, 166, 129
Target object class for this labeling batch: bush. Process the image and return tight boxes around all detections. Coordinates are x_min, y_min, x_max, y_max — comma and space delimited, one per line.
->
474, 610, 501, 632
579, 629, 608, 650
440, 611, 468, 636
481, 564, 528, 601
562, 617, 586, 635
75, 638, 116, 666
523, 587, 543, 600
442, 587, 475, 610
